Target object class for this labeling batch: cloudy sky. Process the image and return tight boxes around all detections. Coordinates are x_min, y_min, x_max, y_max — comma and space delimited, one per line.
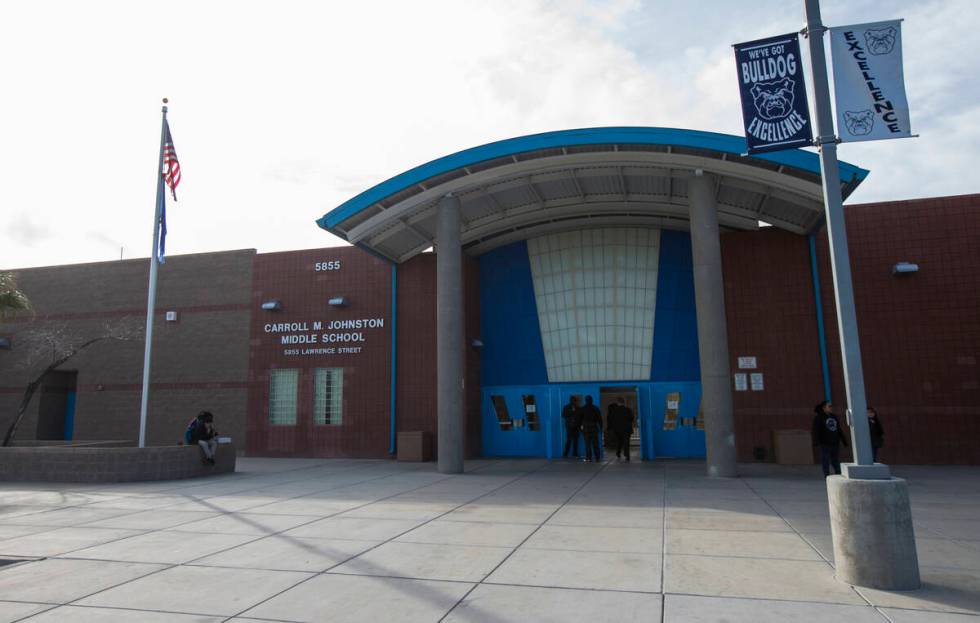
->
2, 0, 977, 269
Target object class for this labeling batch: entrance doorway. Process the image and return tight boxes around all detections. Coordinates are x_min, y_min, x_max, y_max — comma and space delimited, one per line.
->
599, 386, 639, 458
36, 370, 77, 441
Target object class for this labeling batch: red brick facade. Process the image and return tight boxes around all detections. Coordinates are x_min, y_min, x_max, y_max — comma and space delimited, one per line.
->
246, 247, 393, 458
244, 248, 482, 459
390, 254, 481, 460
723, 194, 980, 464
3, 194, 976, 464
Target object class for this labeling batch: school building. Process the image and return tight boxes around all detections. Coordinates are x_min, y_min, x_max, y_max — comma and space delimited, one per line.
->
1, 128, 977, 465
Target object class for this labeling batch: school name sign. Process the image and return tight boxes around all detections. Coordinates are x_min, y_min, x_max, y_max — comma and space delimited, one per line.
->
734, 33, 813, 154
263, 318, 386, 356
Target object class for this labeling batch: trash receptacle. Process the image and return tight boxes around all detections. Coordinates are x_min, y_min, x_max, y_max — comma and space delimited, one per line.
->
772, 429, 813, 465
397, 431, 433, 462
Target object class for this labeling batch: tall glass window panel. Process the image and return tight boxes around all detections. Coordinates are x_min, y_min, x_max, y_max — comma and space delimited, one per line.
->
314, 368, 344, 426
269, 369, 299, 425
528, 228, 661, 382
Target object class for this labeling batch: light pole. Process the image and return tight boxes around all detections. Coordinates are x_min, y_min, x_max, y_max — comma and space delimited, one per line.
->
802, 0, 919, 589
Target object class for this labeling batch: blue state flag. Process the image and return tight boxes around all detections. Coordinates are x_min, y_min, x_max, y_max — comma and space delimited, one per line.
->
157, 184, 167, 263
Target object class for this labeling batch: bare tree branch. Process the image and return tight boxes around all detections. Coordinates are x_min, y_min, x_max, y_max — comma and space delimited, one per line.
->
2, 317, 144, 446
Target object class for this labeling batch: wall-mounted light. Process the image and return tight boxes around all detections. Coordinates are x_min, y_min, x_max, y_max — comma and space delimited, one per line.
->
471, 339, 484, 349
328, 297, 348, 307
892, 262, 919, 275
261, 300, 282, 311
165, 311, 178, 322
0, 337, 11, 349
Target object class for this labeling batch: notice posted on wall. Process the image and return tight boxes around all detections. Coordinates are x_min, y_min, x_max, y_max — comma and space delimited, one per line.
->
750, 373, 765, 391
738, 356, 757, 369
734, 373, 748, 391
663, 392, 680, 430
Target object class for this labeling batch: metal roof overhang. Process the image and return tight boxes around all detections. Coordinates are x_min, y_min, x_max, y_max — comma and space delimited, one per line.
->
317, 127, 869, 263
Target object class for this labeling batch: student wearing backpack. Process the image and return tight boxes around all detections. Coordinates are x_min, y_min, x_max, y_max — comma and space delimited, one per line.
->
186, 411, 219, 465
811, 401, 848, 477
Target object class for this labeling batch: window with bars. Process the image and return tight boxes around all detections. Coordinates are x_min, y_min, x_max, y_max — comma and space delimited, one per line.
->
313, 368, 344, 425
269, 369, 299, 425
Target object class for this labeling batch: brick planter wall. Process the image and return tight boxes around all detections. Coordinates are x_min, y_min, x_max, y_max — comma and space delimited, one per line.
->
0, 444, 236, 482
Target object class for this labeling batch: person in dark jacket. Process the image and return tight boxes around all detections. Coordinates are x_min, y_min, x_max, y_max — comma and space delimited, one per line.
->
190, 411, 219, 465
605, 401, 620, 451
580, 395, 603, 463
610, 397, 635, 461
561, 396, 581, 458
868, 407, 884, 462
812, 400, 848, 476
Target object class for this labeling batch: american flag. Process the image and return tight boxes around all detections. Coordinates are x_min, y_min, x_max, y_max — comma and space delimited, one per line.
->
162, 120, 181, 200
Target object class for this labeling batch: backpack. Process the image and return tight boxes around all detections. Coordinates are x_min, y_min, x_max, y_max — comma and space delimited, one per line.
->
184, 418, 199, 444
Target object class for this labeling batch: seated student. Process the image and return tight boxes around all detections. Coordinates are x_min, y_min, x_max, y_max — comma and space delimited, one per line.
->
186, 411, 219, 465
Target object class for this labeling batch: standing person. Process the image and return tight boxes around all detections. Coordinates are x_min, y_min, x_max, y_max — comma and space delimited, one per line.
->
612, 397, 635, 462
561, 396, 581, 458
605, 400, 621, 451
187, 410, 219, 465
580, 395, 603, 463
868, 407, 884, 462
812, 401, 848, 477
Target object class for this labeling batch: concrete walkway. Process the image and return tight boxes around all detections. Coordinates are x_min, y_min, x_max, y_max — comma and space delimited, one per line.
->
0, 458, 978, 622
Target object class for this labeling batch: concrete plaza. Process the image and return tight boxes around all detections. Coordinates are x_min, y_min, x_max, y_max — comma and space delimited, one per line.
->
0, 458, 978, 622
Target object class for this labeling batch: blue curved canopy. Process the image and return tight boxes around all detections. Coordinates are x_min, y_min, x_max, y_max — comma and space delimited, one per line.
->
317, 126, 868, 232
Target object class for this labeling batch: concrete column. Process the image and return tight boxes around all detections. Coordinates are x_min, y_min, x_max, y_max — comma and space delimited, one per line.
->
688, 172, 737, 478
436, 194, 465, 474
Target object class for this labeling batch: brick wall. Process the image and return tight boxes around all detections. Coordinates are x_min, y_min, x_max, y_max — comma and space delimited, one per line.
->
722, 228, 825, 461
394, 253, 482, 459
245, 247, 393, 458
819, 194, 980, 464
4, 193, 976, 464
723, 194, 980, 464
0, 250, 254, 447
394, 254, 437, 441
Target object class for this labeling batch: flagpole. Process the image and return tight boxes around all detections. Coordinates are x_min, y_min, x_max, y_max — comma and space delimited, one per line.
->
138, 98, 169, 448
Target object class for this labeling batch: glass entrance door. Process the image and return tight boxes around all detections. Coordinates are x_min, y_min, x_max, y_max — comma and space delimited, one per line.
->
599, 386, 639, 459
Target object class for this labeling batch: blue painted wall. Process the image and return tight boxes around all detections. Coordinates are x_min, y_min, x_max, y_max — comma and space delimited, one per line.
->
478, 232, 704, 459
479, 241, 548, 387
651, 230, 701, 382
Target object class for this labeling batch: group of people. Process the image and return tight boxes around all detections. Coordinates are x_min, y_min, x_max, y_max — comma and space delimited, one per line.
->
561, 395, 635, 462
811, 400, 884, 476
187, 401, 884, 475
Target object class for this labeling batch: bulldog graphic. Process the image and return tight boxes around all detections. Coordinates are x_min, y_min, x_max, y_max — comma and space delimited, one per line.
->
843, 110, 875, 136
750, 78, 795, 121
864, 27, 897, 55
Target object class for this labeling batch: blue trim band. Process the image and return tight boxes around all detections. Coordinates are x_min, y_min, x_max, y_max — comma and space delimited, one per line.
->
809, 235, 832, 403
317, 126, 869, 232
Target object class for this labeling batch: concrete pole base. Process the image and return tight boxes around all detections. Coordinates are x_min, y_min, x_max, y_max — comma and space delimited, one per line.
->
826, 475, 920, 590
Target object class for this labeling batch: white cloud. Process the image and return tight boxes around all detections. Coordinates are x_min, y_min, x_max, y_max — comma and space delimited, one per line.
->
8, 214, 51, 246
1, 0, 977, 268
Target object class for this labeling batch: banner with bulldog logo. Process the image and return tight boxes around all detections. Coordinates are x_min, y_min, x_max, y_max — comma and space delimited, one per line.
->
733, 33, 813, 154
831, 20, 912, 142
